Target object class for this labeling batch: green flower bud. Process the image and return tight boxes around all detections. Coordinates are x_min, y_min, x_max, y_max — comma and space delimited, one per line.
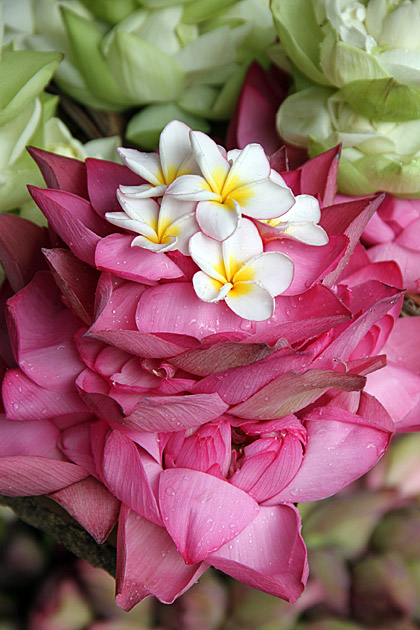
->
277, 87, 420, 196
4, 0, 276, 148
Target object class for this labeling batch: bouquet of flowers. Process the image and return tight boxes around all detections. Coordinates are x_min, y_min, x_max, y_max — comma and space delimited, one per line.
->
1, 119, 416, 610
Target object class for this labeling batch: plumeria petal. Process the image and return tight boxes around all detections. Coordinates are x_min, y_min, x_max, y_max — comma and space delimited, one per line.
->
222, 218, 263, 279
117, 148, 164, 186
190, 130, 230, 193
104, 213, 157, 241
222, 144, 270, 197
166, 174, 220, 201
235, 177, 295, 219
282, 222, 329, 246
131, 234, 177, 253
196, 199, 241, 241
159, 120, 195, 183
225, 282, 275, 321
119, 183, 167, 198
234, 252, 294, 297
281, 194, 321, 223
192, 272, 231, 303
189, 232, 226, 284
115, 191, 160, 225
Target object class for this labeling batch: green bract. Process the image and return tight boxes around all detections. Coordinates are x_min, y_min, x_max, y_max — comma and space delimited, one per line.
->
4, 0, 276, 148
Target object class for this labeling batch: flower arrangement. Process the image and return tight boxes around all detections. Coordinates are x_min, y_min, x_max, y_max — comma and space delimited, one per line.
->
0, 120, 415, 610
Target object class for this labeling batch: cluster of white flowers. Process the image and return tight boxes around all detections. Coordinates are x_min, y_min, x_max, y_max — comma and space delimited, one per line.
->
106, 121, 328, 321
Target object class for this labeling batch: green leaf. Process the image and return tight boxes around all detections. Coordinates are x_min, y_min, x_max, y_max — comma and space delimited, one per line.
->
0, 50, 62, 126
105, 28, 185, 103
338, 77, 420, 122
270, 0, 331, 86
61, 7, 135, 109
126, 102, 209, 150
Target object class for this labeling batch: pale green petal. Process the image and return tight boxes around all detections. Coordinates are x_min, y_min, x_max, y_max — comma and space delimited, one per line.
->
105, 28, 185, 103
43, 117, 85, 159
174, 26, 235, 82
379, 49, 420, 88
79, 0, 139, 24
126, 7, 183, 56
0, 49, 62, 125
276, 87, 335, 148
82, 136, 122, 161
138, 0, 192, 7
320, 32, 388, 87
379, 3, 420, 50
271, 0, 331, 86
61, 7, 135, 108
0, 99, 41, 169
126, 103, 209, 150
338, 77, 420, 122
352, 153, 420, 195
19, 199, 48, 226
182, 0, 237, 24
211, 64, 247, 118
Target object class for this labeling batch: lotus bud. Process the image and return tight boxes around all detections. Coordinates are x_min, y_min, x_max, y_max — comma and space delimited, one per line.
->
351, 553, 418, 625
4, 0, 276, 148
277, 87, 420, 196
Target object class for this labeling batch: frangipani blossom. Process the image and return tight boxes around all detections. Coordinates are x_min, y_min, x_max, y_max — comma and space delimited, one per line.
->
259, 193, 329, 246
166, 131, 295, 241
189, 219, 294, 321
106, 191, 198, 255
117, 120, 199, 199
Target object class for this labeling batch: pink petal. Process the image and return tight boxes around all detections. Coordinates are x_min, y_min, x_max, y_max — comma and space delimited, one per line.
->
77, 372, 228, 432
321, 195, 385, 287
95, 234, 182, 283
0, 413, 60, 458
0, 214, 49, 292
27, 146, 89, 198
159, 468, 260, 563
269, 393, 393, 503
2, 368, 88, 421
100, 430, 161, 525
231, 369, 366, 420
89, 329, 198, 359
226, 62, 285, 153
264, 234, 347, 295
59, 422, 97, 477
231, 434, 303, 502
86, 158, 144, 219
28, 187, 106, 265
6, 272, 84, 391
92, 275, 147, 331
297, 146, 340, 206
116, 505, 206, 609
368, 241, 420, 292
209, 504, 307, 602
380, 317, 420, 376
43, 248, 99, 326
50, 477, 120, 543
0, 456, 88, 496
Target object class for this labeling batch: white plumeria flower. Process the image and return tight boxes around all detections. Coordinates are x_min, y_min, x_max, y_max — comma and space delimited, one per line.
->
165, 131, 296, 241
189, 219, 294, 321
259, 193, 329, 246
117, 120, 199, 199
105, 191, 198, 255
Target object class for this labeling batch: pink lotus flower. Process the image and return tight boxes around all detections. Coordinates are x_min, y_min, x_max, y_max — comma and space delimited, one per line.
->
0, 127, 406, 611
